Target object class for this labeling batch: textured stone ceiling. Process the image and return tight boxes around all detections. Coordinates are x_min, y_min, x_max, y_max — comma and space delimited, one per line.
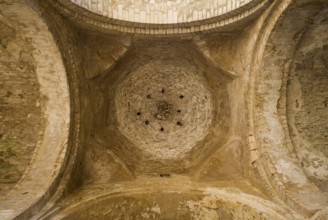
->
286, 6, 328, 192
0, 17, 42, 195
49, 0, 270, 35
115, 62, 213, 159
0, 1, 70, 218
70, 0, 254, 24
1, 0, 328, 219
93, 39, 230, 174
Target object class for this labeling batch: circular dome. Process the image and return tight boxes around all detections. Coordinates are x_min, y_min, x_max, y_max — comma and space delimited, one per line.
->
115, 62, 213, 160
71, 0, 255, 24
51, 0, 270, 35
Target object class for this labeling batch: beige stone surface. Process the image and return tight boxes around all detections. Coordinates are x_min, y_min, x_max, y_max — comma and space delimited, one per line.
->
0, 14, 42, 196
48, 0, 270, 35
287, 8, 328, 191
115, 62, 213, 160
252, 0, 328, 217
71, 0, 253, 24
0, 0, 70, 219
46, 178, 301, 219
0, 0, 327, 219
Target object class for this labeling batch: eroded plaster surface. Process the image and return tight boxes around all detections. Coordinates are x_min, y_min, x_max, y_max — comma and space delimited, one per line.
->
115, 62, 213, 160
1, 0, 328, 219
287, 7, 328, 192
0, 14, 42, 196
0, 0, 70, 219
254, 0, 328, 217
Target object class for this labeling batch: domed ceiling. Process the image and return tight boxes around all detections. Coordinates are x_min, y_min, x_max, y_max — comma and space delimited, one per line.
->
70, 0, 255, 24
93, 39, 230, 174
0, 0, 327, 219
48, 0, 270, 35
115, 62, 213, 160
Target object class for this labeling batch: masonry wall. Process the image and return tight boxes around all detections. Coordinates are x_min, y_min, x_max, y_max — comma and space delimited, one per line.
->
0, 11, 43, 196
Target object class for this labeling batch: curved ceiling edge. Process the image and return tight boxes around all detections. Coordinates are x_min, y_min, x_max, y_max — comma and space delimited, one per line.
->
43, 181, 302, 219
248, 0, 328, 217
70, 0, 261, 24
0, 2, 70, 220
48, 0, 270, 35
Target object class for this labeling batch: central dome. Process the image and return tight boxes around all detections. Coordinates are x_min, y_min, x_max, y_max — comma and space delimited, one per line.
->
115, 62, 213, 160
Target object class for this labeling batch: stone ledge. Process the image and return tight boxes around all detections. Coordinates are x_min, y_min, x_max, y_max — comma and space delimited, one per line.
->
48, 0, 270, 35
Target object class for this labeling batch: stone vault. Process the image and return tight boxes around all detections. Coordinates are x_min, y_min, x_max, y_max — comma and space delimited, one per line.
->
0, 0, 327, 219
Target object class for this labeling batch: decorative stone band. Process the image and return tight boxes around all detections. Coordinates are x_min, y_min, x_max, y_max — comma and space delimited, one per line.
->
71, 0, 255, 24
47, 0, 270, 35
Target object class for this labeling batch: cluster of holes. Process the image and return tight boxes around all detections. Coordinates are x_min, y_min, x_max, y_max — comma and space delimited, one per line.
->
141, 120, 182, 132
135, 89, 187, 132
146, 93, 184, 99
